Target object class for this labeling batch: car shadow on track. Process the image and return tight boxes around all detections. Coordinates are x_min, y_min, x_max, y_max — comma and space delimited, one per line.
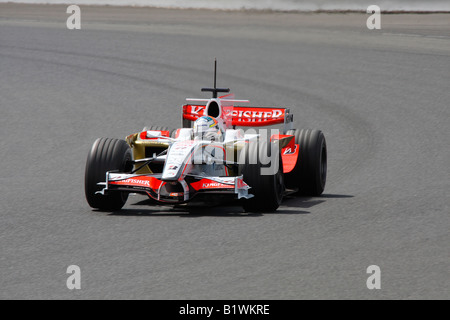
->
109, 200, 307, 217
282, 193, 354, 209
106, 193, 353, 217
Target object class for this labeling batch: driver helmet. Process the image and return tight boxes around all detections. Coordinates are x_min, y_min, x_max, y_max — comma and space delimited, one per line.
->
193, 116, 222, 141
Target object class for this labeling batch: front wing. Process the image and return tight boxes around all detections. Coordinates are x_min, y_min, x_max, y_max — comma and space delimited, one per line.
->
96, 173, 252, 204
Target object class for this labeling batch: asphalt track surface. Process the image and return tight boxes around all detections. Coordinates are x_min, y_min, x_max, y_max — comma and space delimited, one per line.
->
0, 4, 449, 300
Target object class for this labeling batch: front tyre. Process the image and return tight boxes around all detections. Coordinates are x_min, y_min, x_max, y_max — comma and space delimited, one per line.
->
85, 138, 132, 211
239, 140, 284, 212
285, 129, 327, 196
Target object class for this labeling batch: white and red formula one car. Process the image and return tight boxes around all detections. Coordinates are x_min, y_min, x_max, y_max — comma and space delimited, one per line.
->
85, 62, 327, 212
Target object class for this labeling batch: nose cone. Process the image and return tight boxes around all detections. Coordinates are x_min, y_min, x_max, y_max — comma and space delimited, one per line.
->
161, 140, 196, 181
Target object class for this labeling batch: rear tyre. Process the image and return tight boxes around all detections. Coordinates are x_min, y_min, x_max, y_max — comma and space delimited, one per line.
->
239, 140, 284, 212
85, 138, 133, 211
285, 129, 327, 196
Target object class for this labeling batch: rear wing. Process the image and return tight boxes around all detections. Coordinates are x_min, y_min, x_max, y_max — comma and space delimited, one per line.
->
227, 106, 293, 127
182, 60, 293, 132
182, 104, 293, 131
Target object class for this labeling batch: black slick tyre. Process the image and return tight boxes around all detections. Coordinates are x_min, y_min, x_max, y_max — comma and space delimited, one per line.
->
285, 129, 327, 196
85, 138, 132, 211
239, 140, 284, 212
